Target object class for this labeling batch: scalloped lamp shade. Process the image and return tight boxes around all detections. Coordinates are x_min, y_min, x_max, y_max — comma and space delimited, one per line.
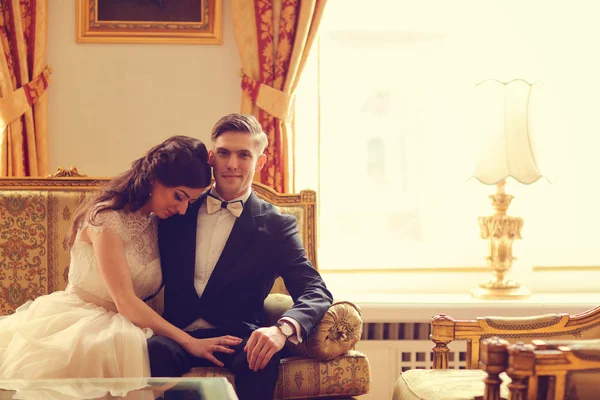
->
472, 79, 546, 185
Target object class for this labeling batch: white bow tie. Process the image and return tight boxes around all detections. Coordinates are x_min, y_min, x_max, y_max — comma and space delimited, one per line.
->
206, 194, 244, 217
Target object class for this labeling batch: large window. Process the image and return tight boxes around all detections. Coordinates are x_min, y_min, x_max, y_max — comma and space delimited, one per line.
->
296, 0, 600, 280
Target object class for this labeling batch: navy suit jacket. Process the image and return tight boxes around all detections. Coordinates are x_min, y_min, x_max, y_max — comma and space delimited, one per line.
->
158, 191, 333, 340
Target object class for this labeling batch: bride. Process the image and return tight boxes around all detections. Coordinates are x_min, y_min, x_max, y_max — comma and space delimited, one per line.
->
0, 135, 242, 380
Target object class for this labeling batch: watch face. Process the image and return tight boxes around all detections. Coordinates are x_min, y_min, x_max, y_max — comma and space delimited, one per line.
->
280, 323, 293, 337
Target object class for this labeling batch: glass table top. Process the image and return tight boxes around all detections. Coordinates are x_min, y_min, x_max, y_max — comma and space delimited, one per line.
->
0, 377, 238, 400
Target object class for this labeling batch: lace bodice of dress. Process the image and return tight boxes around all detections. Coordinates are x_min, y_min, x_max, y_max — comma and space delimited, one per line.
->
67, 209, 162, 303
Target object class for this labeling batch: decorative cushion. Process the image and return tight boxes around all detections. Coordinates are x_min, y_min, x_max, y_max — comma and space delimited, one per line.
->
303, 301, 363, 361
393, 369, 510, 400
184, 350, 370, 400
263, 294, 363, 361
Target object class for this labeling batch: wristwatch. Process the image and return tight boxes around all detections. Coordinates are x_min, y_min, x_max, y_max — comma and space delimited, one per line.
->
276, 321, 294, 340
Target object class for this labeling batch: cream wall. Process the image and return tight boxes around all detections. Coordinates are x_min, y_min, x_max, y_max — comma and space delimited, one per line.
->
47, 1, 241, 176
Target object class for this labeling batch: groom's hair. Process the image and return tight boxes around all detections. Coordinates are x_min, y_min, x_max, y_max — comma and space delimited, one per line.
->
211, 113, 268, 154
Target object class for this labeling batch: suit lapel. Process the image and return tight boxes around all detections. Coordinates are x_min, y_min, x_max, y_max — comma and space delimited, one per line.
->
200, 192, 264, 302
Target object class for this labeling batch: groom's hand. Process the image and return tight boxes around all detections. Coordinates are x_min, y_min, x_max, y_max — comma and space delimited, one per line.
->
245, 326, 287, 372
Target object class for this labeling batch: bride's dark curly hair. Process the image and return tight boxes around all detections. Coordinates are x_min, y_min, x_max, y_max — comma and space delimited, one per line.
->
68, 135, 211, 247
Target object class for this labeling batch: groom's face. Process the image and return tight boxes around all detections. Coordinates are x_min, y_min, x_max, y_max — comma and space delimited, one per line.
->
209, 131, 266, 201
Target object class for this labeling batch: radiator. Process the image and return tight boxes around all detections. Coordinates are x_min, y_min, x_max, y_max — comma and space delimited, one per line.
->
360, 322, 468, 370
362, 322, 431, 341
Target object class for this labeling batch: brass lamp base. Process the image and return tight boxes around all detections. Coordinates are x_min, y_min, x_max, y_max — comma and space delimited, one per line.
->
472, 180, 531, 300
471, 283, 531, 300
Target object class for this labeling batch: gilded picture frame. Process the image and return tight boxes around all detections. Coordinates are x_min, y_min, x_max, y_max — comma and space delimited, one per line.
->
76, 0, 222, 44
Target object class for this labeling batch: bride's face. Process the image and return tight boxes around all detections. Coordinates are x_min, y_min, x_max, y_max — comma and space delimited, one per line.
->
149, 183, 205, 219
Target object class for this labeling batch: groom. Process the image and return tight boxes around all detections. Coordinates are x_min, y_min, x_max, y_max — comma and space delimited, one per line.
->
150, 113, 333, 400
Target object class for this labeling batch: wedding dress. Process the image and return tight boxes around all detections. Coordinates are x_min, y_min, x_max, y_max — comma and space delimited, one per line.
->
0, 209, 162, 381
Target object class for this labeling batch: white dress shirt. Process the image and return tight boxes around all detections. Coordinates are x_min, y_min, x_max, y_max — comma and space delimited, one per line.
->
184, 186, 303, 343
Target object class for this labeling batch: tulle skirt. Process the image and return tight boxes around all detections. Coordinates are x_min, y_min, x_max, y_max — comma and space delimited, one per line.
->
0, 291, 152, 380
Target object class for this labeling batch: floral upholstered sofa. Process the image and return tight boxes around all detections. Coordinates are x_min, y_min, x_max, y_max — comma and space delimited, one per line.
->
0, 171, 371, 399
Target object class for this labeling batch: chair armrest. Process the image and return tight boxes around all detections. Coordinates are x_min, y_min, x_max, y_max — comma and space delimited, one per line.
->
482, 314, 563, 330
538, 338, 600, 361
263, 294, 364, 361
431, 312, 568, 369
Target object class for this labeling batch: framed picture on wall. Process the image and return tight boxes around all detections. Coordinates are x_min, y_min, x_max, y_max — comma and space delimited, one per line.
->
76, 0, 222, 44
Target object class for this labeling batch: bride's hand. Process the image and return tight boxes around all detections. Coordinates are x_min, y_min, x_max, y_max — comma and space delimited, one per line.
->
182, 335, 243, 367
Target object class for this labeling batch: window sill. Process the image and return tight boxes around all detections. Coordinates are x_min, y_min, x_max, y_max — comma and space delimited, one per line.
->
334, 292, 600, 323
320, 267, 600, 307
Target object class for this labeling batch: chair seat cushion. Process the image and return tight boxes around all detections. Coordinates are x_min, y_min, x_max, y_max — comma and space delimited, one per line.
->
184, 350, 370, 399
393, 369, 510, 400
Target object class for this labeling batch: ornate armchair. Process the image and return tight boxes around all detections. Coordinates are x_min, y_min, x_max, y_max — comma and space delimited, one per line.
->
397, 334, 600, 400
430, 308, 600, 369
393, 308, 600, 400
477, 337, 600, 400
0, 172, 371, 399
